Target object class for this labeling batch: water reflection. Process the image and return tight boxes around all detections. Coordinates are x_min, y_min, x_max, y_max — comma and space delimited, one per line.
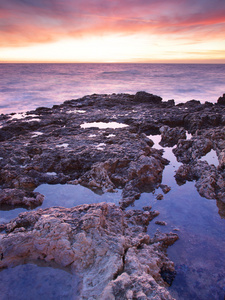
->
0, 262, 79, 300
129, 134, 225, 299
0, 184, 122, 224
0, 206, 27, 224
199, 149, 219, 167
35, 184, 122, 209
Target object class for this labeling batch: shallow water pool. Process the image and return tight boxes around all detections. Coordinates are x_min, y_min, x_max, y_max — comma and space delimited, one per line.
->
0, 184, 122, 223
129, 135, 225, 299
0, 262, 79, 300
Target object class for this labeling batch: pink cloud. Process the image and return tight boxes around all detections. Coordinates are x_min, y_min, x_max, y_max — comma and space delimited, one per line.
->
0, 0, 225, 47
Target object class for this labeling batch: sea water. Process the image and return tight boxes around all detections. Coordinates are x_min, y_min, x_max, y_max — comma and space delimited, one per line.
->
0, 63, 225, 114
129, 135, 225, 299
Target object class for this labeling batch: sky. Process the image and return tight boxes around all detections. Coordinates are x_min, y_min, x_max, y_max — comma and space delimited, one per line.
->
0, 0, 225, 63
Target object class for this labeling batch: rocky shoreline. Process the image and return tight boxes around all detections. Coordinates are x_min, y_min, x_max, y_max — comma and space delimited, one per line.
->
0, 91, 225, 299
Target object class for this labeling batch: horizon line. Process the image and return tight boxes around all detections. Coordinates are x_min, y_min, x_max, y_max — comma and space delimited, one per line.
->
1, 60, 225, 64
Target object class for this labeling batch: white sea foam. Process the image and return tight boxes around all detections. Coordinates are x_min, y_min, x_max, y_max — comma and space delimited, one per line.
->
31, 132, 43, 138
81, 122, 128, 129
46, 172, 57, 176
67, 109, 86, 114
95, 143, 106, 150
56, 143, 69, 148
106, 134, 116, 138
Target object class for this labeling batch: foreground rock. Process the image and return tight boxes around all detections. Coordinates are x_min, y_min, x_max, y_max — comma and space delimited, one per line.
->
0, 203, 178, 299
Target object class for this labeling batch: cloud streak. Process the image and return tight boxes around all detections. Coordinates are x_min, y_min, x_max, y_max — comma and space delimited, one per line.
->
0, 0, 225, 47
0, 0, 225, 62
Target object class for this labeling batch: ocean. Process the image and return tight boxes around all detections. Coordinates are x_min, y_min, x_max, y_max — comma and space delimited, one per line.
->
0, 63, 225, 114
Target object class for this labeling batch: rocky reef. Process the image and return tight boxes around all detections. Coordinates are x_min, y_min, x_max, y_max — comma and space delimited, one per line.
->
0, 203, 178, 299
0, 91, 224, 299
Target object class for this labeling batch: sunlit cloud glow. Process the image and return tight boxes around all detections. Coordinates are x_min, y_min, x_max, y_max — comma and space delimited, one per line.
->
0, 0, 225, 62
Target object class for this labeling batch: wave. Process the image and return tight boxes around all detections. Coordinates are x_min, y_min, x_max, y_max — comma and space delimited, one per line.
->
100, 69, 140, 76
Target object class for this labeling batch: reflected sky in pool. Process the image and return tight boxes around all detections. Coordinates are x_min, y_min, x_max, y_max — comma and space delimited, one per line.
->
0, 184, 122, 223
128, 135, 225, 299
0, 262, 79, 300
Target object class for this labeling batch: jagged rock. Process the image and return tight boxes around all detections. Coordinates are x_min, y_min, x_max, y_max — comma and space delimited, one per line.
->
159, 125, 186, 147
0, 203, 177, 299
175, 161, 225, 202
0, 92, 224, 298
0, 92, 224, 209
217, 94, 225, 105
134, 91, 162, 104
159, 184, 171, 194
155, 221, 167, 226
0, 188, 44, 208
156, 194, 164, 200
173, 137, 213, 163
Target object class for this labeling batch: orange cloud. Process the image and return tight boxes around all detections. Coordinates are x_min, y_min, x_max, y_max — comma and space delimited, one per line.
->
0, 0, 225, 62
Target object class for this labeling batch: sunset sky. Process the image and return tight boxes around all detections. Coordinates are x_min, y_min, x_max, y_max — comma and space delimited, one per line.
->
0, 0, 225, 63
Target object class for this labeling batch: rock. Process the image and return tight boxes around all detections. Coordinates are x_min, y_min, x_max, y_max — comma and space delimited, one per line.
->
175, 160, 225, 202
0, 203, 178, 299
159, 125, 186, 147
0, 188, 44, 208
156, 194, 164, 200
173, 137, 213, 163
217, 94, 225, 105
155, 221, 167, 226
217, 200, 225, 219
160, 184, 171, 194
0, 92, 224, 298
0, 92, 224, 210
134, 91, 162, 104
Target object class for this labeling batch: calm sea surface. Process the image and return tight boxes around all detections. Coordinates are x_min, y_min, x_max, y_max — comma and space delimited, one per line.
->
0, 63, 225, 114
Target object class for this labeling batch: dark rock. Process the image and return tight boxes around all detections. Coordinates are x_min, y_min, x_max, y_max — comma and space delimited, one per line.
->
159, 125, 186, 147
134, 91, 162, 104
0, 92, 224, 208
160, 267, 176, 286
156, 194, 164, 200
160, 184, 171, 194
0, 188, 44, 208
0, 92, 224, 299
217, 94, 225, 105
155, 221, 167, 226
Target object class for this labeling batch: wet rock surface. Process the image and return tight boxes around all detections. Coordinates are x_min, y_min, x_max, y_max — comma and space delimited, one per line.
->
0, 91, 225, 299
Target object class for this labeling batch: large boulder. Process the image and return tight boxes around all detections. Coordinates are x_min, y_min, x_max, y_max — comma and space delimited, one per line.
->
134, 91, 162, 104
217, 94, 225, 105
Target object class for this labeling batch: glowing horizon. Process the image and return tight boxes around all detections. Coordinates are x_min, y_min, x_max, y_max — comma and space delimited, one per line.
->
0, 0, 225, 63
